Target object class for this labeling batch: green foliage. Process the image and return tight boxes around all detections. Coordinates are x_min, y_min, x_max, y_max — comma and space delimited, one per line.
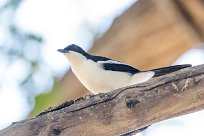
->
29, 83, 63, 117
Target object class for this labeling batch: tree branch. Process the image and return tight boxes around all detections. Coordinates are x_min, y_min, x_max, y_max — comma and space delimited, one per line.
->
1, 64, 204, 136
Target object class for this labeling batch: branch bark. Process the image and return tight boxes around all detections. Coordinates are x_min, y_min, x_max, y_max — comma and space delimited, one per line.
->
2, 64, 204, 136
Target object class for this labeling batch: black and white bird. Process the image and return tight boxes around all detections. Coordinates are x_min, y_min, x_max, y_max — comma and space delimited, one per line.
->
58, 44, 191, 94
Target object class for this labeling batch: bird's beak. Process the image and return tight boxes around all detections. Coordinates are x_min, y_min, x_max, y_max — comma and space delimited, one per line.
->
57, 49, 69, 53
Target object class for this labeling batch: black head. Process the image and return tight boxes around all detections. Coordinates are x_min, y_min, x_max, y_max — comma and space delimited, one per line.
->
57, 44, 86, 55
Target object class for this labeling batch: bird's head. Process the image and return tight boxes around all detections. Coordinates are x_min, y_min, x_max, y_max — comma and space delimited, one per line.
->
57, 44, 88, 65
57, 44, 86, 55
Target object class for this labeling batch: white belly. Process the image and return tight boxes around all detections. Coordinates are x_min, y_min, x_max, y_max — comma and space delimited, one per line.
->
71, 60, 131, 94
71, 59, 154, 94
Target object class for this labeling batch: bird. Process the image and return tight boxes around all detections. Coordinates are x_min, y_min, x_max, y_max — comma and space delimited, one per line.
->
57, 44, 191, 94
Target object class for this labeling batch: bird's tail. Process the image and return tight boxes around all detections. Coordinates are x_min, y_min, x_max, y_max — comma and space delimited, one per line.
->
150, 64, 191, 77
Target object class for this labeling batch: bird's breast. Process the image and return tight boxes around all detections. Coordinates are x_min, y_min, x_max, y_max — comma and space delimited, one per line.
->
70, 60, 131, 94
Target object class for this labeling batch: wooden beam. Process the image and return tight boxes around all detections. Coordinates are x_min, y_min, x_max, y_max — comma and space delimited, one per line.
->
175, 0, 204, 38
3, 64, 204, 136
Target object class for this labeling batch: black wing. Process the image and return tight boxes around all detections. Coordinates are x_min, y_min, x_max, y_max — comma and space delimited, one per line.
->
88, 54, 140, 75
150, 64, 191, 77
102, 63, 140, 75
87, 55, 112, 62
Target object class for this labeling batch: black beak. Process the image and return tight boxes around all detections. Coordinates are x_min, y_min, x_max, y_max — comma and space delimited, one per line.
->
57, 49, 69, 53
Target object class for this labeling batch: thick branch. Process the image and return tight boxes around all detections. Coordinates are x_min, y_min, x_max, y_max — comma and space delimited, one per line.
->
1, 64, 204, 136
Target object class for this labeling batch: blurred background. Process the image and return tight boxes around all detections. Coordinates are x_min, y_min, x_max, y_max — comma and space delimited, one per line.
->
1, 0, 204, 135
